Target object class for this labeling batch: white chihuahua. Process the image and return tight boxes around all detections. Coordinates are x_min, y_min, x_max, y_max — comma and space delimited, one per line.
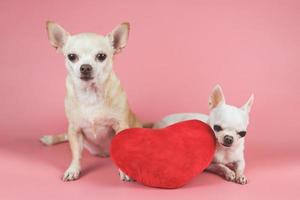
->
40, 21, 142, 182
154, 85, 254, 184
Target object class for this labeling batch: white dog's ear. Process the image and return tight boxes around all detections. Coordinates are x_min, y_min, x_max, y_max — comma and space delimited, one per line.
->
108, 22, 130, 54
241, 94, 254, 113
46, 21, 69, 50
209, 85, 225, 110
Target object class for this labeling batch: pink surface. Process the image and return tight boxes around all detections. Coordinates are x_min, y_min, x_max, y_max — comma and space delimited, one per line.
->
0, 0, 299, 199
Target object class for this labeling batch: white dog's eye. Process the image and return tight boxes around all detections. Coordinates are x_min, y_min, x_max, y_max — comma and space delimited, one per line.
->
67, 54, 78, 62
213, 125, 223, 132
237, 131, 247, 137
96, 53, 107, 62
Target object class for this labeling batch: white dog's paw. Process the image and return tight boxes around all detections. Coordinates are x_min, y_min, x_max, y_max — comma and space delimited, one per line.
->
40, 135, 54, 145
62, 165, 80, 181
224, 170, 236, 182
236, 174, 248, 185
118, 169, 134, 182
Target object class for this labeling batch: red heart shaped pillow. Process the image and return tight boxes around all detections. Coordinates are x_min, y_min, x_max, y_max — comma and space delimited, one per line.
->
111, 120, 215, 188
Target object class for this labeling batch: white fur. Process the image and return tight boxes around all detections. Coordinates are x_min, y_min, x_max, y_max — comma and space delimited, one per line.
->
154, 85, 254, 185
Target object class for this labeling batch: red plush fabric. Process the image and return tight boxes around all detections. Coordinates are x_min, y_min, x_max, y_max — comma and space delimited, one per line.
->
110, 120, 216, 189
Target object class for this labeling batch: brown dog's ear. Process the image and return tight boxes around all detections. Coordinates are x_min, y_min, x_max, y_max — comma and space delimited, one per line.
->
108, 22, 130, 54
241, 94, 254, 113
46, 21, 69, 50
209, 85, 226, 110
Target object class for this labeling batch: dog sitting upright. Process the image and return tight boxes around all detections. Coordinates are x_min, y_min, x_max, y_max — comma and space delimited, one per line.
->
40, 21, 142, 182
154, 85, 254, 184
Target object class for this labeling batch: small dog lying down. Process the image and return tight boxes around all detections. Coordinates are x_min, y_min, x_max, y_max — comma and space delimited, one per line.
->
154, 85, 254, 184
40, 21, 142, 182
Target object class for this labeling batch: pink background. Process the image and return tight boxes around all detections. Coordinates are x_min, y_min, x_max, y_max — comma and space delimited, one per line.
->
0, 0, 299, 199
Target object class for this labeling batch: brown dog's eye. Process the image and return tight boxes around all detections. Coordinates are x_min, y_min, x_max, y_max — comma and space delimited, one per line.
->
96, 53, 107, 62
67, 54, 78, 62
213, 125, 223, 132
237, 131, 247, 137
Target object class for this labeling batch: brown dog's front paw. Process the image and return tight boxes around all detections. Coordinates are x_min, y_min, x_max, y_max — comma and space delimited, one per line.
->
118, 169, 134, 182
236, 175, 248, 185
62, 166, 80, 181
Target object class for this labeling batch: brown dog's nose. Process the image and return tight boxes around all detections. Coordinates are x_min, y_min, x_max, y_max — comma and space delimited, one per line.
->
80, 64, 92, 74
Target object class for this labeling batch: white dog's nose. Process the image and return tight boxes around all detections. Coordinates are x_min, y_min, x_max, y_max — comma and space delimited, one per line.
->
223, 135, 233, 146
